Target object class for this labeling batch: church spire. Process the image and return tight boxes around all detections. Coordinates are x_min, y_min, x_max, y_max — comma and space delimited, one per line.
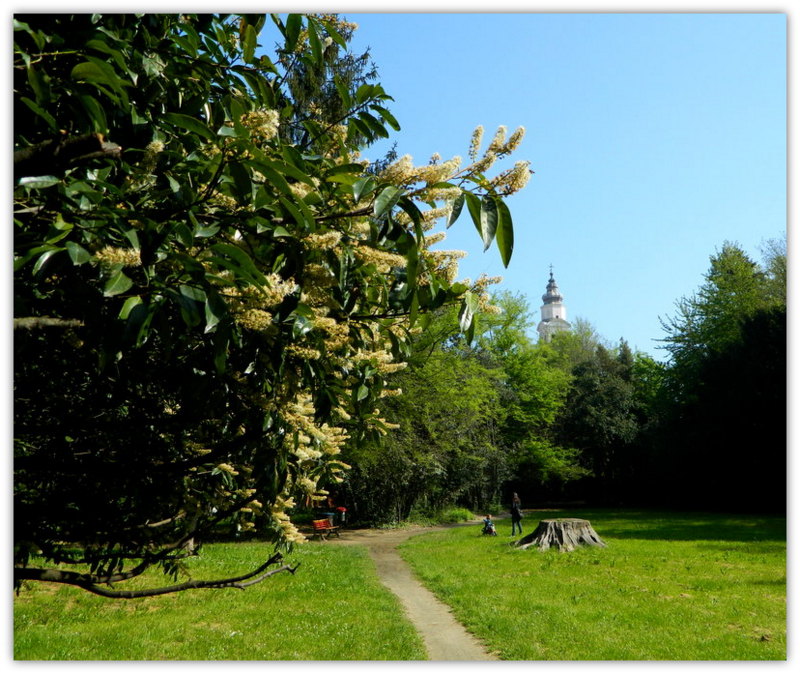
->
537, 267, 571, 342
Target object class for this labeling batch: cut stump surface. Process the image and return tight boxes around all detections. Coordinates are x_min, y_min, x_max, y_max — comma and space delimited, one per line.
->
515, 518, 606, 552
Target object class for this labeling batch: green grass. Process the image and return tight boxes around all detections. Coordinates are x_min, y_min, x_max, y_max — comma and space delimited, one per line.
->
399, 509, 786, 661
14, 541, 425, 660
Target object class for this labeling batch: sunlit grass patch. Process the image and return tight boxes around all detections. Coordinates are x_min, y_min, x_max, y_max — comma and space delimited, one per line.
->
14, 541, 425, 660
399, 509, 786, 661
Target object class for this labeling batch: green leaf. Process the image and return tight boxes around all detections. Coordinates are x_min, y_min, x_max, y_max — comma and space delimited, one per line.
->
447, 193, 465, 228
210, 243, 266, 284
242, 23, 257, 63
228, 161, 253, 201
253, 154, 314, 186
405, 244, 419, 292
19, 97, 57, 131
479, 196, 498, 252
374, 185, 403, 218
408, 290, 419, 327
194, 223, 220, 238
285, 14, 302, 52
249, 160, 292, 197
494, 197, 514, 267
320, 17, 347, 49
397, 197, 423, 231
458, 291, 479, 332
325, 163, 367, 178
357, 111, 389, 139
77, 94, 108, 134
85, 39, 128, 74
278, 196, 309, 229
103, 270, 133, 297
464, 192, 482, 235
373, 105, 401, 132
163, 112, 215, 141
352, 176, 377, 203
122, 299, 154, 347
291, 312, 314, 339
123, 229, 140, 250
18, 175, 60, 189
118, 295, 143, 319
32, 248, 63, 275
166, 174, 181, 194
65, 241, 91, 265
174, 223, 193, 247
356, 384, 369, 402
71, 57, 130, 109
465, 313, 476, 345
204, 290, 227, 333
306, 19, 323, 62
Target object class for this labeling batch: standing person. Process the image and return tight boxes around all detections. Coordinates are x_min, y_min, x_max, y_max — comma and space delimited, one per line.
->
510, 492, 523, 536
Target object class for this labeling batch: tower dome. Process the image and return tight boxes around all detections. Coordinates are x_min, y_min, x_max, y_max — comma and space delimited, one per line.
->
542, 272, 564, 304
537, 268, 571, 342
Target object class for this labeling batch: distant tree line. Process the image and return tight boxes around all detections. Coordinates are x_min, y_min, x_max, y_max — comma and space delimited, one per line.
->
337, 239, 786, 523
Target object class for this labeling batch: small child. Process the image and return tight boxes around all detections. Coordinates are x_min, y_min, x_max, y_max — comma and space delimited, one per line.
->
482, 514, 497, 536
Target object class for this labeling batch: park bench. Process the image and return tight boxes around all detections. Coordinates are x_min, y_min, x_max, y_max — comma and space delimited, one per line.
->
311, 518, 340, 540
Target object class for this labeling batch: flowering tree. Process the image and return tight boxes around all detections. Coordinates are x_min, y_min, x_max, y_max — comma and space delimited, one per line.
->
14, 13, 531, 597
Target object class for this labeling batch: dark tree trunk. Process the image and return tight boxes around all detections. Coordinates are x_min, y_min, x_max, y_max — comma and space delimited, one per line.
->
516, 518, 606, 552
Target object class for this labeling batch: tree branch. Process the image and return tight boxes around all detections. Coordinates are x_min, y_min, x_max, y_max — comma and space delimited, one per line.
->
15, 132, 122, 179
14, 317, 84, 330
15, 553, 298, 598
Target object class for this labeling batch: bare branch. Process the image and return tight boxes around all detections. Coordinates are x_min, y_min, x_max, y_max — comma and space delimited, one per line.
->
15, 132, 122, 179
14, 317, 84, 330
15, 553, 298, 598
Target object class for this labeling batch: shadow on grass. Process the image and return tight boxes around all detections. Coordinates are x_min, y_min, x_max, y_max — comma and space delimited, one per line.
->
525, 508, 786, 543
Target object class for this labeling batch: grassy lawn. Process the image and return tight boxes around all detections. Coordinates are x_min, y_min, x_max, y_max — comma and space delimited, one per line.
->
14, 541, 425, 660
399, 509, 786, 661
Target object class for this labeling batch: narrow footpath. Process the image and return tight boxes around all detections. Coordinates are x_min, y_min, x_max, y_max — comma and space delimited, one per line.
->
333, 522, 498, 661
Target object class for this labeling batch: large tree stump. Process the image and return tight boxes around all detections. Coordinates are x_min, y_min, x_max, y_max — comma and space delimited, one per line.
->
515, 518, 606, 552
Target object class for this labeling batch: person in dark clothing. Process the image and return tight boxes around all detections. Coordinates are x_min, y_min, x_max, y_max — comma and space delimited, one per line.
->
510, 492, 523, 536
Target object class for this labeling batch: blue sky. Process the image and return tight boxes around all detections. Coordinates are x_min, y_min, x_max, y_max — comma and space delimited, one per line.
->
337, 11, 786, 359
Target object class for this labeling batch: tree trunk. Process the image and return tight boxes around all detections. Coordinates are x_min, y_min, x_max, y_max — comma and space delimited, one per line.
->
515, 518, 606, 552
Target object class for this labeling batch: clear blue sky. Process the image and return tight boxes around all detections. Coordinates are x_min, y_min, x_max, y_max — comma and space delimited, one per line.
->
338, 12, 786, 359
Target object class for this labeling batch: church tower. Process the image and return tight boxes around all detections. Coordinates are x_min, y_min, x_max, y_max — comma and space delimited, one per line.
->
537, 268, 571, 342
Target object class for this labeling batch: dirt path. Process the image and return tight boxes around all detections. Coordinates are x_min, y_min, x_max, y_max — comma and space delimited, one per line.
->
332, 522, 498, 661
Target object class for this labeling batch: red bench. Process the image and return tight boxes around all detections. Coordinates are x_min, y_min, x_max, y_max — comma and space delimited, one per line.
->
311, 518, 340, 540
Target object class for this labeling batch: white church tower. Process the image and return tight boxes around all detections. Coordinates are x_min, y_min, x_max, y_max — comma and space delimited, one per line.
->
537, 268, 571, 342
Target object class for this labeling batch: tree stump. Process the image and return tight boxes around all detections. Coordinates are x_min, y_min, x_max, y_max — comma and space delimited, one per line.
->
515, 518, 606, 552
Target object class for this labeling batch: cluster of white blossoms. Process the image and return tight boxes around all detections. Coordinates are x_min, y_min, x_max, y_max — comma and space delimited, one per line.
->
271, 490, 306, 544
240, 108, 280, 142
379, 154, 463, 189
93, 245, 142, 268
464, 273, 505, 315
142, 140, 164, 170
351, 347, 408, 374
280, 392, 351, 457
236, 308, 274, 331
489, 160, 533, 196
368, 123, 530, 294
226, 273, 298, 331
419, 248, 468, 285
353, 244, 408, 274
304, 230, 342, 251
465, 124, 530, 193
285, 344, 322, 360
215, 462, 239, 476
312, 315, 351, 351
